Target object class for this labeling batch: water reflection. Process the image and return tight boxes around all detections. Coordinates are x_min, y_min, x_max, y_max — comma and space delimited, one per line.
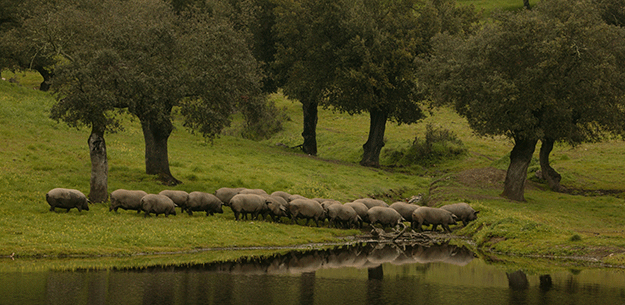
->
201, 243, 475, 275
1, 243, 624, 305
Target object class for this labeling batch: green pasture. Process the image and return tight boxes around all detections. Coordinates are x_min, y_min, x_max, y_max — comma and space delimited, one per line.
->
2, 52, 625, 271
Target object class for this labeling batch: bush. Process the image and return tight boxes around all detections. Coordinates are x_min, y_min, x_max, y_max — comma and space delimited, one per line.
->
240, 96, 290, 141
385, 123, 468, 167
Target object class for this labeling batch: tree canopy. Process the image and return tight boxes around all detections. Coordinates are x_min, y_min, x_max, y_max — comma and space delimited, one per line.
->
423, 0, 625, 200
0, 0, 65, 91
273, 0, 478, 165
18, 0, 265, 185
271, 0, 350, 155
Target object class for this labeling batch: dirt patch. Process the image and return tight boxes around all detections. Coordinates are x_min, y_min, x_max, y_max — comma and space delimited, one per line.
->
451, 167, 623, 198
584, 247, 625, 260
427, 167, 552, 204
455, 167, 507, 189
486, 236, 506, 246
566, 188, 625, 197
427, 167, 510, 204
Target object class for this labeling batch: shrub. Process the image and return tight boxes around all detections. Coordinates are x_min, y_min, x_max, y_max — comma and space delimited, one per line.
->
385, 123, 468, 167
240, 96, 290, 140
569, 234, 582, 242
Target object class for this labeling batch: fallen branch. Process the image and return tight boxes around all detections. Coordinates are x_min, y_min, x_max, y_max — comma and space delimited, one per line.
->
368, 223, 434, 244
392, 222, 407, 242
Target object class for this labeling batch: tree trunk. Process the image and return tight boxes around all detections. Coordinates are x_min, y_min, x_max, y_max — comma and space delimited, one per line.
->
523, 0, 531, 10
301, 98, 318, 155
360, 108, 388, 167
140, 118, 181, 186
539, 138, 566, 192
34, 66, 52, 92
299, 272, 315, 305
88, 124, 108, 203
501, 136, 538, 201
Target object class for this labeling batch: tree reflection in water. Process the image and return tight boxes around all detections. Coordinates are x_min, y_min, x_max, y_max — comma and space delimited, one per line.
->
2, 242, 625, 305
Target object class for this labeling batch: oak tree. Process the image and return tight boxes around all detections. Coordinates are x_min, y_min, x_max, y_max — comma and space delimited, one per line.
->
423, 0, 625, 200
0, 0, 65, 91
272, 0, 352, 155
273, 0, 477, 165
25, 0, 263, 192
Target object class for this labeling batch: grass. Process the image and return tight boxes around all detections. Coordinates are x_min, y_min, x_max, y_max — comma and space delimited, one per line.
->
0, 73, 418, 259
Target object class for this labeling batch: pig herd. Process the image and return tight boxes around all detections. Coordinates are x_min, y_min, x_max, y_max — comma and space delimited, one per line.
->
45, 187, 479, 232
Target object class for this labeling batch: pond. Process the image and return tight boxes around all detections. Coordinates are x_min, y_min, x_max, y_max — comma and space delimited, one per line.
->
1, 243, 624, 305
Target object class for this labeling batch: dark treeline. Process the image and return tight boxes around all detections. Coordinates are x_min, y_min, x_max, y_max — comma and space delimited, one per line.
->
1, 0, 624, 202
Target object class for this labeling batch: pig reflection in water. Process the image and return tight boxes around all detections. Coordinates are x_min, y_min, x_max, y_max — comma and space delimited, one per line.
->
210, 243, 475, 275
366, 243, 475, 267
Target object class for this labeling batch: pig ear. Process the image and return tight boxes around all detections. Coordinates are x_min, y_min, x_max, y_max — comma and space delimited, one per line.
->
475, 211, 480, 214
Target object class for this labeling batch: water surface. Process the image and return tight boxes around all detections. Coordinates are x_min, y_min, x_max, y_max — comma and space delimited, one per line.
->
1, 243, 623, 305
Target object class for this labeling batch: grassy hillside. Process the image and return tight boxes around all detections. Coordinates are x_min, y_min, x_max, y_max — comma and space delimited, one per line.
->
0, 72, 428, 258
2, 59, 625, 269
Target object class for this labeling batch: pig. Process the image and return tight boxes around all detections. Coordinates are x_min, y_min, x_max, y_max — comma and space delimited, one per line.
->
46, 188, 89, 212
288, 194, 308, 202
140, 194, 176, 217
289, 198, 326, 227
110, 189, 148, 212
229, 194, 270, 221
440, 202, 479, 226
411, 207, 458, 232
270, 191, 292, 203
344, 201, 369, 226
215, 187, 245, 206
389, 202, 421, 222
186, 191, 224, 216
320, 200, 342, 210
354, 198, 389, 209
262, 194, 289, 222
367, 206, 404, 229
239, 188, 268, 196
158, 190, 189, 212
326, 204, 361, 228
